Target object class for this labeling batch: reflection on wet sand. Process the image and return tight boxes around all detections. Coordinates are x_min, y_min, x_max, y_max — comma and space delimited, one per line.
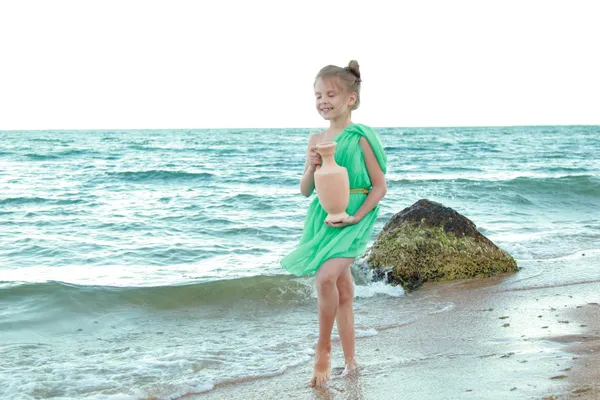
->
312, 369, 364, 400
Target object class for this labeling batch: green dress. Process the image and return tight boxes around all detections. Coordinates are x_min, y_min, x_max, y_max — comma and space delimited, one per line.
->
280, 123, 387, 276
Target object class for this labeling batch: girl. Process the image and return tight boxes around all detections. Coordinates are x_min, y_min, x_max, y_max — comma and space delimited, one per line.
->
280, 60, 387, 387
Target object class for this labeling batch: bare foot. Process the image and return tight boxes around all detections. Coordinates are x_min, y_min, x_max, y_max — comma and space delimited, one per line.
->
310, 343, 331, 387
342, 358, 359, 376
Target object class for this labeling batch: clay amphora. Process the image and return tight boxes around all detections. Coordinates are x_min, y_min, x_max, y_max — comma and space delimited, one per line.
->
314, 141, 350, 223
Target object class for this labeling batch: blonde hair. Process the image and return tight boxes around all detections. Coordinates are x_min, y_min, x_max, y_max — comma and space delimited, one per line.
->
315, 60, 362, 110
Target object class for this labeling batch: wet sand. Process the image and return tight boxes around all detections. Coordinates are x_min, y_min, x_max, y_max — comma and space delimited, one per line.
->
189, 274, 600, 400
549, 304, 600, 399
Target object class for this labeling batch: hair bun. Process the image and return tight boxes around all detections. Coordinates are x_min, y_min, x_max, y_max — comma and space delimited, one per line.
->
347, 60, 361, 79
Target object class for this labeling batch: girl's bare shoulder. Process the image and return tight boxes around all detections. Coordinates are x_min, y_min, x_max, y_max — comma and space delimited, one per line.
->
308, 131, 326, 146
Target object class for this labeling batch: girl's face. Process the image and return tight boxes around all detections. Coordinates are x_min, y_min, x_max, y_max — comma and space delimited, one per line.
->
314, 77, 356, 121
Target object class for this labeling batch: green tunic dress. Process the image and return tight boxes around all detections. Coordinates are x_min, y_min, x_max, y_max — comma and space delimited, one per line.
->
280, 123, 387, 276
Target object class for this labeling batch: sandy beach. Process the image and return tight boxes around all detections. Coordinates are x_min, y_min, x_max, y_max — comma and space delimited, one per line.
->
192, 268, 600, 400
552, 304, 600, 399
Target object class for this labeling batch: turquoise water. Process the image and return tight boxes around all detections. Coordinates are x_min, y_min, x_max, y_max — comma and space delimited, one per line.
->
1, 126, 599, 399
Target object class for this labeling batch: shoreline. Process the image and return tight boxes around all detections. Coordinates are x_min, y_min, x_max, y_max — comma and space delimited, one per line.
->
189, 275, 600, 400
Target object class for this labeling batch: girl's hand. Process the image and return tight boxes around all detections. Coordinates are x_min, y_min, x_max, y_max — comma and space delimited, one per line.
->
308, 146, 322, 171
325, 215, 358, 228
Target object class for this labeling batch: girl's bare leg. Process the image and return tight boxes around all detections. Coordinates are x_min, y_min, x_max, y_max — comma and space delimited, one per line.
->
311, 257, 354, 387
336, 266, 358, 374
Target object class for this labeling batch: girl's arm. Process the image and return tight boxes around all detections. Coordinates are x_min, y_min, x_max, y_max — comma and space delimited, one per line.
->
300, 134, 322, 197
351, 137, 387, 222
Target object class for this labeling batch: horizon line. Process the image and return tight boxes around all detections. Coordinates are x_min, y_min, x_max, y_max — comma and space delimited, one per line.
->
1, 123, 599, 132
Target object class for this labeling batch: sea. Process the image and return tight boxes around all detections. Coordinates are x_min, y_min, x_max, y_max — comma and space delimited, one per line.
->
1, 126, 599, 399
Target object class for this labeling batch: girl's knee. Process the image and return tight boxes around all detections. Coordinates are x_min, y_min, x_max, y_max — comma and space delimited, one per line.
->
338, 283, 354, 305
315, 274, 336, 292
315, 258, 353, 292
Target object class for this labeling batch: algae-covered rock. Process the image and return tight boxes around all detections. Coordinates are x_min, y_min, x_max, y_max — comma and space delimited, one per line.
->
367, 199, 518, 290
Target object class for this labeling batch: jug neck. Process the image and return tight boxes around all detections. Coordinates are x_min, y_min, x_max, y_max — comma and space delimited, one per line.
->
320, 152, 336, 167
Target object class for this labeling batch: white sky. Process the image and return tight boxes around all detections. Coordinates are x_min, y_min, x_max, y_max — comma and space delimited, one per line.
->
0, 0, 598, 130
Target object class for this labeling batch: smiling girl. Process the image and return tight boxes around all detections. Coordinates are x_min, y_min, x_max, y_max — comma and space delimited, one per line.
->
280, 60, 388, 387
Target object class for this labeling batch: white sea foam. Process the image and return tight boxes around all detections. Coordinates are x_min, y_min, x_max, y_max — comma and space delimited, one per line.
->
427, 302, 455, 315
354, 280, 405, 298
298, 274, 404, 299
355, 327, 379, 338
550, 248, 600, 260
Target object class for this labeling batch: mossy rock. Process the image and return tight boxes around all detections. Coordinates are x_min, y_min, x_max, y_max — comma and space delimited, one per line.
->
367, 199, 518, 290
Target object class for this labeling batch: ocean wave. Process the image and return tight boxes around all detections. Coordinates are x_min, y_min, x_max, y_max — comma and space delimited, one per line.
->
225, 175, 298, 186
0, 197, 85, 206
56, 149, 94, 157
106, 170, 215, 182
0, 273, 404, 315
217, 225, 296, 239
0, 196, 48, 205
0, 276, 313, 312
23, 149, 97, 160
127, 144, 214, 153
221, 193, 276, 209
30, 137, 76, 144
24, 153, 61, 160
502, 175, 600, 196
354, 280, 405, 298
389, 175, 600, 196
